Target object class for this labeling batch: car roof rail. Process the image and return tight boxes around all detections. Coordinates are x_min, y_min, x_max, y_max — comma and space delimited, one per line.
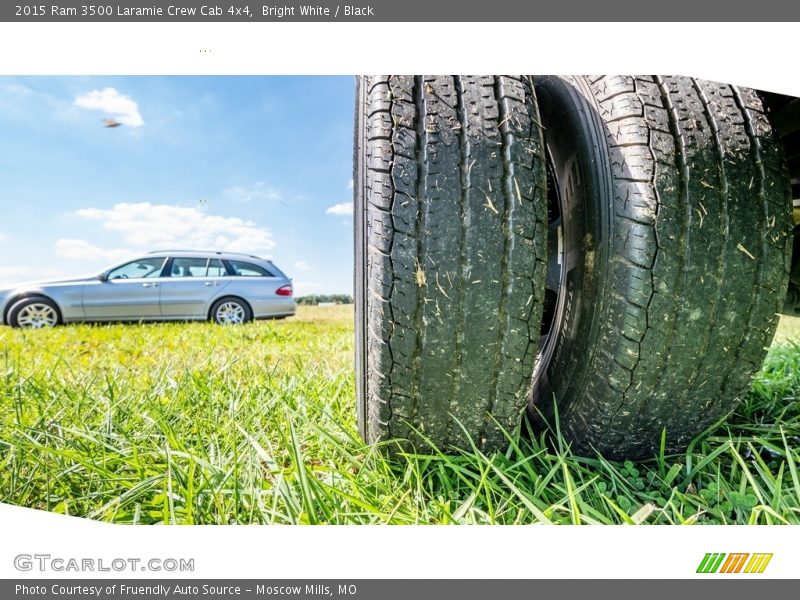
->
146, 249, 267, 260
147, 249, 214, 254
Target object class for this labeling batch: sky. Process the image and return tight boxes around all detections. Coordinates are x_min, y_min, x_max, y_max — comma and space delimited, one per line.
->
0, 76, 355, 296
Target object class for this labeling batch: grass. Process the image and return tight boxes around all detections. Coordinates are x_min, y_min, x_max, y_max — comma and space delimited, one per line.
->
0, 306, 798, 525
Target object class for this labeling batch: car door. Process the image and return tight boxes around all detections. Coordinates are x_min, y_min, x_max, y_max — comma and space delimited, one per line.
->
159, 257, 230, 319
81, 257, 167, 320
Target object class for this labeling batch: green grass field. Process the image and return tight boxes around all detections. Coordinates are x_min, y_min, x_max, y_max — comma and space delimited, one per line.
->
1, 306, 799, 524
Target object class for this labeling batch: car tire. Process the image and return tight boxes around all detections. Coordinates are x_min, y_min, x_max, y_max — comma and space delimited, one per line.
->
355, 75, 549, 452
8, 296, 61, 329
531, 76, 794, 460
210, 297, 253, 325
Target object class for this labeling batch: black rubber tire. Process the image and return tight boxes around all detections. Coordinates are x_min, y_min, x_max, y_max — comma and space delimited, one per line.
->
209, 296, 253, 325
532, 76, 794, 460
355, 75, 548, 452
8, 296, 62, 328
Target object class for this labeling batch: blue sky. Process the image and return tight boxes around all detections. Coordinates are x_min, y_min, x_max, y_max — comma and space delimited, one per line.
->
0, 76, 355, 295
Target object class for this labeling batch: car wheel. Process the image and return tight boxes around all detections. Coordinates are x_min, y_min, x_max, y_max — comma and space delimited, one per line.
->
355, 75, 548, 452
211, 297, 252, 325
531, 76, 793, 460
8, 297, 61, 329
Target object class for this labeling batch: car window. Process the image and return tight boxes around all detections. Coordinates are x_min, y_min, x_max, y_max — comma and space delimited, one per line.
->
107, 257, 166, 280
226, 260, 275, 277
170, 257, 211, 277
207, 259, 226, 277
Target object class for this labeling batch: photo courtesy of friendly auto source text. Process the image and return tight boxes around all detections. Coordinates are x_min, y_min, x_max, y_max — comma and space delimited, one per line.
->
1, 0, 800, 591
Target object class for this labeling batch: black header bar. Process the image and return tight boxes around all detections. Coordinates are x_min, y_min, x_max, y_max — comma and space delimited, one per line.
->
4, 0, 800, 22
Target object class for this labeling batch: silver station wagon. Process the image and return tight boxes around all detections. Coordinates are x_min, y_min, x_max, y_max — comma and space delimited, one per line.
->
0, 251, 296, 328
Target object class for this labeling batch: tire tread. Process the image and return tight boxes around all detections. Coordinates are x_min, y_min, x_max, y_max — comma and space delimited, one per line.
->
358, 75, 547, 451
552, 75, 792, 458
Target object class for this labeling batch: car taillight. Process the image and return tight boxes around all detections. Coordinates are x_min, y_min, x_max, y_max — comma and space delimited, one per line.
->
276, 285, 293, 297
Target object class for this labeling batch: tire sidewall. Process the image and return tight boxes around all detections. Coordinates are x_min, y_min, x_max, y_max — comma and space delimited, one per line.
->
353, 76, 368, 441
531, 77, 615, 425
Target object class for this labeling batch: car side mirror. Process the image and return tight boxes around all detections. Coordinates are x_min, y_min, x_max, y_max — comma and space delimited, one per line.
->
97, 273, 108, 282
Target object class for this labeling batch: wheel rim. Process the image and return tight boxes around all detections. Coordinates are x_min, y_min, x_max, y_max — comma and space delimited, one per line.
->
16, 303, 58, 329
532, 148, 568, 386
216, 302, 246, 325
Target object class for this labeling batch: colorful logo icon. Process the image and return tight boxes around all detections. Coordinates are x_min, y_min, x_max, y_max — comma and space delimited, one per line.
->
696, 553, 773, 574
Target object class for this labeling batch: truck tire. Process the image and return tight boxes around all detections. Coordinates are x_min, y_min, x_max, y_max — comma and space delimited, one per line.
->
355, 75, 548, 452
532, 76, 794, 460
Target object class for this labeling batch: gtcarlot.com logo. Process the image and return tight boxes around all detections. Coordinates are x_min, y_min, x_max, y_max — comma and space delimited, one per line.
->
14, 554, 195, 573
696, 553, 773, 574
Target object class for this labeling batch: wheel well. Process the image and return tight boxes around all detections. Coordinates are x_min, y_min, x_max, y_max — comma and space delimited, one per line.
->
208, 295, 253, 320
760, 91, 800, 315
3, 293, 62, 325
760, 91, 800, 197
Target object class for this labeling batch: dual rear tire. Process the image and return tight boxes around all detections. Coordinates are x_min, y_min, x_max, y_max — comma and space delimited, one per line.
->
355, 75, 793, 460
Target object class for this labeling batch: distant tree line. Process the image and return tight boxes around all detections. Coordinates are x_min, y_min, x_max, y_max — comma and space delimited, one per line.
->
296, 294, 354, 305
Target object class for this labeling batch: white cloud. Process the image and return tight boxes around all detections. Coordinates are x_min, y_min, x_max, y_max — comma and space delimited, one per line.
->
293, 261, 312, 272
224, 182, 283, 203
326, 202, 353, 216
0, 266, 65, 286
348, 179, 354, 190
0, 232, 8, 242
74, 87, 144, 127
74, 202, 276, 255
55, 239, 134, 263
